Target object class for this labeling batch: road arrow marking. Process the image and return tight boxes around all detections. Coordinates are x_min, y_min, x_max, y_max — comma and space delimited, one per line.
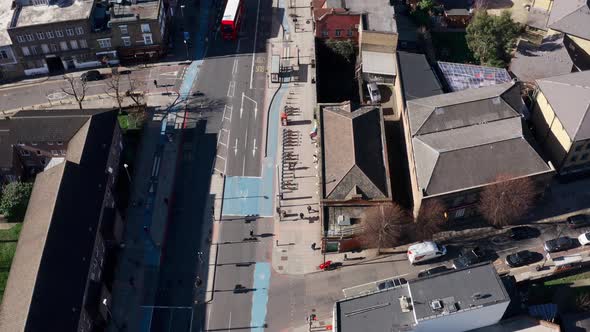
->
234, 138, 238, 155
253, 138, 257, 156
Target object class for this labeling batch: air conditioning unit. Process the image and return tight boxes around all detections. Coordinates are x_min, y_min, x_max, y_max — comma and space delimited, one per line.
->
430, 300, 442, 310
399, 296, 412, 313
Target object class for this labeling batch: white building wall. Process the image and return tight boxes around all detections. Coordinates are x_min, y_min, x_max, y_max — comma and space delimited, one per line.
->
413, 301, 510, 332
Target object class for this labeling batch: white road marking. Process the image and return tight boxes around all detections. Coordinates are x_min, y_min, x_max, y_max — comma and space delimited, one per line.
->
216, 154, 226, 160
252, 138, 257, 156
228, 311, 232, 331
159, 71, 178, 77
232, 58, 239, 76
236, 38, 242, 53
234, 138, 238, 155
227, 81, 235, 97
206, 305, 212, 331
249, 0, 261, 89
240, 92, 258, 119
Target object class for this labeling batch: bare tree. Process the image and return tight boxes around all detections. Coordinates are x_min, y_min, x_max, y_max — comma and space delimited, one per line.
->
61, 74, 87, 110
105, 70, 124, 111
413, 199, 446, 241
126, 77, 146, 109
479, 175, 536, 228
359, 203, 408, 254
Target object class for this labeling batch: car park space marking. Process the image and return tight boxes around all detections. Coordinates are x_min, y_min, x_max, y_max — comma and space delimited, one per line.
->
496, 246, 519, 254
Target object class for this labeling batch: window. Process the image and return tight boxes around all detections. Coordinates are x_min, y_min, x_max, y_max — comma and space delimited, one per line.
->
0, 50, 8, 59
16, 35, 25, 43
47, 141, 53, 145
586, 142, 590, 150
582, 153, 589, 161
21, 46, 30, 56
119, 25, 128, 34
143, 34, 153, 45
454, 208, 465, 218
575, 144, 583, 152
66, 28, 75, 36
79, 39, 87, 48
97, 38, 111, 48
59, 41, 68, 51
70, 40, 78, 49
51, 150, 59, 156
50, 44, 58, 52
25, 34, 34, 41
46, 31, 54, 39
321, 30, 328, 37
335, 29, 342, 37
121, 36, 131, 46
36, 32, 45, 40
55, 30, 64, 37
41, 44, 49, 54
75, 27, 84, 35
20, 149, 30, 156
141, 24, 151, 33
347, 29, 353, 37
30, 45, 38, 55
36, 150, 41, 155
57, 141, 63, 145
571, 155, 578, 162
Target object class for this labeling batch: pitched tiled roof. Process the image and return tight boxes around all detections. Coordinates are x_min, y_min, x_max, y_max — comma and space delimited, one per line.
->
407, 83, 553, 195
547, 0, 590, 40
0, 109, 119, 331
537, 71, 590, 141
321, 102, 391, 200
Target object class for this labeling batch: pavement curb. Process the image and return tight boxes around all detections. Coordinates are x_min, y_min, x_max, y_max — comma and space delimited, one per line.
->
205, 175, 225, 303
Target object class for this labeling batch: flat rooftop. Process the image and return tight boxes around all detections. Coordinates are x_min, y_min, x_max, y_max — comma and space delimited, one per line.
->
410, 263, 509, 322
336, 284, 414, 332
111, 1, 160, 22
345, 0, 396, 33
13, 0, 94, 28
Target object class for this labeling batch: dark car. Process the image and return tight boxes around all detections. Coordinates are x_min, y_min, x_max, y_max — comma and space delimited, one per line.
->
418, 266, 453, 278
509, 226, 541, 240
505, 250, 543, 268
543, 237, 575, 253
377, 278, 407, 290
566, 214, 590, 229
452, 247, 486, 269
81, 70, 103, 82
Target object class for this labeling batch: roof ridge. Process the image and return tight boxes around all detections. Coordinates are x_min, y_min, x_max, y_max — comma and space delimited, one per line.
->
351, 164, 387, 197
574, 103, 590, 140
326, 163, 356, 197
550, 2, 590, 29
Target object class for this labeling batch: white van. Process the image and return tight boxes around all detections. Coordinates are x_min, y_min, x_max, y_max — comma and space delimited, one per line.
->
407, 241, 447, 264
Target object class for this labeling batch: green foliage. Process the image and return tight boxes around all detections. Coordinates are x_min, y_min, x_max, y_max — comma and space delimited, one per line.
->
325, 39, 355, 63
0, 224, 22, 300
0, 182, 33, 222
466, 10, 521, 67
417, 0, 436, 11
412, 8, 431, 27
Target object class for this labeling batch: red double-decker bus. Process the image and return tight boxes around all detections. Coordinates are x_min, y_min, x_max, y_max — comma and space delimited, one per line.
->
221, 0, 244, 40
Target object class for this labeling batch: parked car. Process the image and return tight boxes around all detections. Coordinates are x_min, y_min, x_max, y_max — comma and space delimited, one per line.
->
407, 241, 447, 264
508, 226, 540, 240
452, 247, 486, 269
543, 237, 576, 253
377, 278, 407, 290
367, 82, 381, 103
418, 266, 453, 278
81, 70, 103, 82
505, 250, 543, 268
566, 214, 590, 229
578, 232, 590, 245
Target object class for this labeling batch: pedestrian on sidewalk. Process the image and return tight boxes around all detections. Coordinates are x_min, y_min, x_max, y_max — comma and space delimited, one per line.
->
307, 205, 312, 213
153, 79, 158, 87
311, 242, 316, 250
249, 228, 254, 237
299, 212, 304, 220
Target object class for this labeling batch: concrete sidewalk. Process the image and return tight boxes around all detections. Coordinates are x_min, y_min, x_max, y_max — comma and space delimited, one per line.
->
269, 0, 324, 275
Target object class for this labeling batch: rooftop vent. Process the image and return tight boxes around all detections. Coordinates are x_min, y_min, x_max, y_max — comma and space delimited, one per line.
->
430, 300, 442, 311
399, 296, 412, 313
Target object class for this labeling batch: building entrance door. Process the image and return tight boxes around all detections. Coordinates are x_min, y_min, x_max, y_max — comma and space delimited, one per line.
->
45, 56, 65, 73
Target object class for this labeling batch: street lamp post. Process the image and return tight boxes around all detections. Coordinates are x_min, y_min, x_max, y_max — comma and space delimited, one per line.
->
180, 4, 185, 17
183, 40, 189, 60
123, 163, 131, 183
197, 251, 203, 265
102, 298, 121, 330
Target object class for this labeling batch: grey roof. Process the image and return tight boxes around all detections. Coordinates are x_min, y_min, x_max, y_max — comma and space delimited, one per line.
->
0, 109, 118, 331
536, 71, 590, 141
362, 50, 396, 76
111, 1, 161, 22
407, 83, 553, 195
326, 0, 343, 8
345, 0, 397, 33
398, 51, 443, 102
410, 263, 509, 322
438, 61, 512, 92
547, 0, 590, 40
509, 34, 577, 82
336, 284, 414, 332
526, 7, 550, 30
0, 0, 14, 45
335, 263, 509, 332
11, 0, 94, 27
0, 109, 100, 169
321, 103, 391, 200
